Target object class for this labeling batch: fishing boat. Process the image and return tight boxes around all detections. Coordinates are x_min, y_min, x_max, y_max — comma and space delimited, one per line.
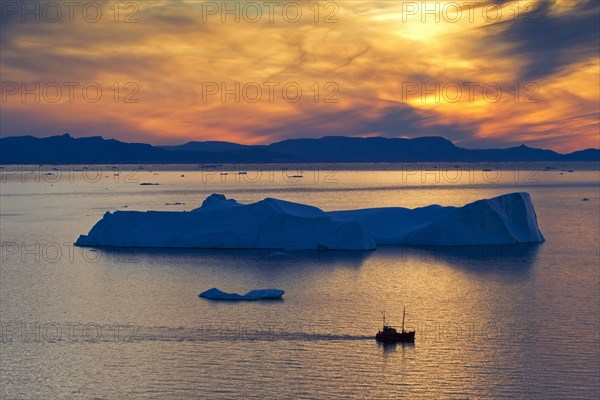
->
375, 308, 415, 343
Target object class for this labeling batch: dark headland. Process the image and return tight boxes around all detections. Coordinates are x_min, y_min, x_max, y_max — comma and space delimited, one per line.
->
1, 133, 598, 164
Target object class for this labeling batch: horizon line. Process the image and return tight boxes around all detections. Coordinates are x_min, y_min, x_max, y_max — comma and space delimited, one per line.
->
2, 132, 599, 154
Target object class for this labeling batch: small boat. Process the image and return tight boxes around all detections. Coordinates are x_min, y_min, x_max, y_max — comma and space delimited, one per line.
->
375, 308, 415, 343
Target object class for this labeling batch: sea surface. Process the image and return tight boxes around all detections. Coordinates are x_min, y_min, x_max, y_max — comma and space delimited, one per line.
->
1, 163, 599, 399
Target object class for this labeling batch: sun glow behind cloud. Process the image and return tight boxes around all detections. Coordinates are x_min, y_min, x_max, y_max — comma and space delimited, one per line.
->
0, 0, 598, 151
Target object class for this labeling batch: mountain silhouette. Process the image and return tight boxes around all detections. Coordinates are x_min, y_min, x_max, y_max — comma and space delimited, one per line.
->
1, 133, 597, 164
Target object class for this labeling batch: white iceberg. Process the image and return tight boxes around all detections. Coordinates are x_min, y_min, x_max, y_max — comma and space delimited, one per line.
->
199, 288, 285, 300
75, 193, 376, 250
75, 192, 544, 250
330, 192, 545, 245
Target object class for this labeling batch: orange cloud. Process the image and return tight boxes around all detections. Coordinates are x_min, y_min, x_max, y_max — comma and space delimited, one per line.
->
1, 0, 598, 151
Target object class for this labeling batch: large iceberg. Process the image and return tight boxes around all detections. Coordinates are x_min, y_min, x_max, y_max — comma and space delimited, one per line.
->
75, 192, 544, 250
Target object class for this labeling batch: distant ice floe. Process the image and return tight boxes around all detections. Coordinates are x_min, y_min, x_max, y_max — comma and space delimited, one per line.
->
75, 192, 544, 250
199, 288, 284, 301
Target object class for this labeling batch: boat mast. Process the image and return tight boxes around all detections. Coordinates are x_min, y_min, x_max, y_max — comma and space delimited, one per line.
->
382, 312, 386, 328
402, 307, 406, 333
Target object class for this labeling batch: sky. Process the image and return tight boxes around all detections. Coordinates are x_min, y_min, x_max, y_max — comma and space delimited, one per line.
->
1, 0, 599, 152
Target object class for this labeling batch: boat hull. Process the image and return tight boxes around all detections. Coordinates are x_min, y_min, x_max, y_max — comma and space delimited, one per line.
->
375, 331, 415, 343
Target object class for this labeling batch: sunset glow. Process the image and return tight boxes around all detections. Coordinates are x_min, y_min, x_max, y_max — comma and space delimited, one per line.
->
1, 0, 598, 151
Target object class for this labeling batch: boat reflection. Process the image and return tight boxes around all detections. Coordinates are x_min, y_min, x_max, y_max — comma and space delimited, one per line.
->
378, 340, 415, 354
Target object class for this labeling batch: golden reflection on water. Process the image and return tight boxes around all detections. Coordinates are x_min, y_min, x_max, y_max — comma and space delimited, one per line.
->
0, 165, 598, 398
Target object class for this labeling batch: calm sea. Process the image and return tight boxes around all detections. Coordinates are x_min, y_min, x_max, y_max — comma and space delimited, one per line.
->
1, 163, 599, 399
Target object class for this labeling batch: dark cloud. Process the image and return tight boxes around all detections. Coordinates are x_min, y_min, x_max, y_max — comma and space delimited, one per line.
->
253, 103, 478, 145
485, 0, 600, 80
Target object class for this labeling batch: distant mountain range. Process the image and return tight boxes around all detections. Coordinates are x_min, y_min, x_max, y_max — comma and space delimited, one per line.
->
0, 133, 598, 164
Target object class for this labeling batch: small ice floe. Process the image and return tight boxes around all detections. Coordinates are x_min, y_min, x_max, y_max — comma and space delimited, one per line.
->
199, 288, 284, 301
